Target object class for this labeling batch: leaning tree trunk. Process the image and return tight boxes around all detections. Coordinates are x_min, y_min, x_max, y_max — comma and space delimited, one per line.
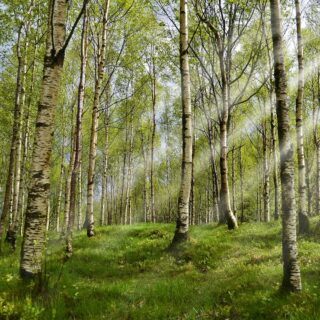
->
270, 0, 302, 291
86, 0, 110, 237
170, 0, 193, 246
295, 0, 309, 234
20, 0, 69, 278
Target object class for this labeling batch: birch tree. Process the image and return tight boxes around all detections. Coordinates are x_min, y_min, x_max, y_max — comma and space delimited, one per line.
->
86, 0, 110, 236
20, 0, 88, 278
270, 0, 302, 291
295, 0, 309, 234
170, 0, 193, 246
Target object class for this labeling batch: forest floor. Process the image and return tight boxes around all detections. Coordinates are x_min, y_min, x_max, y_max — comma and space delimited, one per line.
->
1, 219, 320, 319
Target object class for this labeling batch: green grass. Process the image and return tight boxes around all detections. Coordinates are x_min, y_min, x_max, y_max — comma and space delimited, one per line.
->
1, 219, 320, 319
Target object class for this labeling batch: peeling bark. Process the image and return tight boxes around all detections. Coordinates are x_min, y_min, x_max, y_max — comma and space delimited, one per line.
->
20, 0, 69, 278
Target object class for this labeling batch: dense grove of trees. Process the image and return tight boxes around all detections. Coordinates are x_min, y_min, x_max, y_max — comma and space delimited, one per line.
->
0, 0, 320, 293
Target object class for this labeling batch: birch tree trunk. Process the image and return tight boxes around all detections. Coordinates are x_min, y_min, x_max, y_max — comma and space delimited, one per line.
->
77, 162, 83, 230
231, 145, 236, 217
270, 0, 302, 291
218, 48, 237, 229
239, 146, 244, 222
150, 58, 156, 223
263, 112, 270, 223
100, 105, 110, 226
189, 127, 195, 225
17, 40, 38, 237
86, 0, 110, 237
0, 26, 24, 241
6, 33, 30, 248
125, 120, 134, 225
295, 0, 309, 234
208, 121, 220, 222
55, 141, 65, 232
67, 9, 88, 254
170, 0, 193, 246
20, 0, 69, 278
317, 144, 320, 215
270, 94, 280, 220
220, 116, 237, 229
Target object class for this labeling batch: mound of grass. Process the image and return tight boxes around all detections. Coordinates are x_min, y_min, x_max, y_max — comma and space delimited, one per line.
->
1, 219, 320, 319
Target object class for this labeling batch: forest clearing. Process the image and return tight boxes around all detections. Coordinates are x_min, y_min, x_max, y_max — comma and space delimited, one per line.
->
1, 220, 320, 319
1, 0, 320, 318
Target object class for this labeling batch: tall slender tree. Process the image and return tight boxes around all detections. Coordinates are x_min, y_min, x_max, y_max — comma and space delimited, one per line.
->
170, 0, 193, 246
270, 0, 302, 291
86, 0, 110, 237
20, 0, 89, 278
66, 7, 88, 256
295, 0, 309, 234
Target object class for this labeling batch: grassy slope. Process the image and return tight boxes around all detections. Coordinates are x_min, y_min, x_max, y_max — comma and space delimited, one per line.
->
1, 220, 320, 319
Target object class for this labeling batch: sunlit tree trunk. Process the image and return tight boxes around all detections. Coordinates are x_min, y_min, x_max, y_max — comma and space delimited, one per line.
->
231, 145, 236, 218
120, 126, 128, 224
316, 144, 320, 215
141, 133, 150, 222
239, 146, 244, 222
67, 8, 88, 254
295, 0, 309, 234
100, 105, 110, 226
0, 26, 24, 242
165, 104, 172, 222
86, 0, 110, 237
262, 108, 270, 223
77, 162, 83, 230
189, 103, 196, 225
170, 0, 193, 246
313, 71, 320, 216
20, 0, 69, 278
65, 127, 75, 253
150, 56, 156, 223
55, 140, 65, 232
270, 95, 280, 220
270, 0, 302, 291
125, 120, 134, 225
208, 120, 220, 222
305, 155, 312, 217
18, 41, 38, 236
6, 32, 30, 248
220, 115, 237, 229
218, 44, 237, 229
